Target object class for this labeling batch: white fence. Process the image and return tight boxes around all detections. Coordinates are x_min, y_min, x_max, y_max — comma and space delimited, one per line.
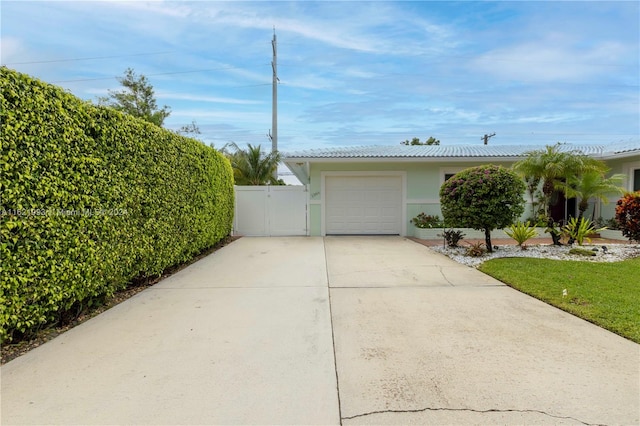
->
233, 186, 308, 236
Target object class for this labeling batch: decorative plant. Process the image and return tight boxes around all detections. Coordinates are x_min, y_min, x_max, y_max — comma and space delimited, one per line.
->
410, 213, 442, 229
504, 221, 538, 249
605, 217, 620, 230
563, 217, 604, 246
439, 165, 526, 252
594, 217, 620, 230
439, 229, 465, 247
465, 241, 486, 257
615, 192, 640, 243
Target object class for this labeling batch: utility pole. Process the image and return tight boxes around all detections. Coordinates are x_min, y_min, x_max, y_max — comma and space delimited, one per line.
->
482, 132, 496, 145
271, 31, 278, 153
270, 29, 278, 181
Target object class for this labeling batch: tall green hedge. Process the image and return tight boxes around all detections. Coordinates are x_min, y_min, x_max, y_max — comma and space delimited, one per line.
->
0, 68, 234, 342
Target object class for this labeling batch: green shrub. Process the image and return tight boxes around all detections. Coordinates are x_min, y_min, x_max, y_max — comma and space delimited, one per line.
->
615, 192, 640, 243
525, 213, 548, 227
439, 165, 526, 252
505, 221, 538, 249
0, 68, 234, 343
606, 217, 621, 230
410, 213, 442, 228
594, 216, 618, 230
439, 229, 465, 247
563, 217, 603, 246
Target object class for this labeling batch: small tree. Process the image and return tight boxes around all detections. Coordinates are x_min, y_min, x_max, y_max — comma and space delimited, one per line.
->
615, 192, 640, 242
556, 170, 625, 221
440, 165, 526, 252
512, 143, 605, 217
98, 68, 171, 126
401, 136, 440, 145
512, 143, 607, 245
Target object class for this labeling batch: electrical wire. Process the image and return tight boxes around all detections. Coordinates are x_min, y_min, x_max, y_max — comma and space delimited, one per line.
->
3, 51, 174, 66
50, 66, 267, 84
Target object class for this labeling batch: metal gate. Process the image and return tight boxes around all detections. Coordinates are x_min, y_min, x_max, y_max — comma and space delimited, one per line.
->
233, 186, 308, 236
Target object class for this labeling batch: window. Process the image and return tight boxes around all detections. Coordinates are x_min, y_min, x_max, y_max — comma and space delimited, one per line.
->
634, 169, 640, 192
440, 168, 466, 187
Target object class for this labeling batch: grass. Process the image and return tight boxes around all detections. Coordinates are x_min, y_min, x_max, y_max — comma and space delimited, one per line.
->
479, 257, 640, 343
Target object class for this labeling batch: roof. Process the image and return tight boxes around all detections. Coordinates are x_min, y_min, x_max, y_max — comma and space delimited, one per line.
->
283, 140, 640, 184
607, 140, 640, 155
284, 141, 639, 159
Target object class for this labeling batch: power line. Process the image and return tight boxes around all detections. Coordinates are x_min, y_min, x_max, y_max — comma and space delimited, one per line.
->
3, 51, 174, 66
50, 66, 264, 84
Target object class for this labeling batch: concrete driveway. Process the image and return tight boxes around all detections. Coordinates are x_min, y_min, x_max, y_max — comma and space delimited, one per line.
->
2, 236, 638, 425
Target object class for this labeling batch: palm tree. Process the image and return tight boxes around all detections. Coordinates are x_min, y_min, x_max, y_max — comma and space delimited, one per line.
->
512, 143, 606, 217
556, 170, 625, 221
513, 143, 608, 245
225, 143, 281, 185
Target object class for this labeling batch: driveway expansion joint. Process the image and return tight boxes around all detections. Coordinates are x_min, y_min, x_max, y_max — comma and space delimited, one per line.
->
341, 406, 601, 425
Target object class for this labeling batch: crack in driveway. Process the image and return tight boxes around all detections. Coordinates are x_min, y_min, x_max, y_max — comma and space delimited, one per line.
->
341, 406, 602, 425
436, 265, 455, 286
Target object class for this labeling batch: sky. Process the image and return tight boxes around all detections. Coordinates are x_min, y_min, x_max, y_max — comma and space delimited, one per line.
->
2, 0, 639, 156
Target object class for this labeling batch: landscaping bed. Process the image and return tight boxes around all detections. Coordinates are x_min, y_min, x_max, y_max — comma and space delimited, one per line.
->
430, 242, 640, 268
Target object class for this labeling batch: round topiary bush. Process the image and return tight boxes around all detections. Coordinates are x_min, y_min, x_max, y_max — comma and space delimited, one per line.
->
440, 165, 526, 252
615, 191, 640, 243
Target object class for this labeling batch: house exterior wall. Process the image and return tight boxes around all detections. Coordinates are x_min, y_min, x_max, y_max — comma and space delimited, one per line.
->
307, 160, 524, 236
288, 146, 639, 237
598, 154, 640, 220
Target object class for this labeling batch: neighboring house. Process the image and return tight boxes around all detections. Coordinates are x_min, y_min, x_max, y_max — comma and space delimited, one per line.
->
282, 141, 640, 237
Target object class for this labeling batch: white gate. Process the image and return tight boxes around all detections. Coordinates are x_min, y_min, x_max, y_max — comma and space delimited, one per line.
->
233, 186, 308, 236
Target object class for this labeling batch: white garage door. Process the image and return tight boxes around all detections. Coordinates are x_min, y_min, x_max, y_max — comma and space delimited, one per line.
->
325, 175, 402, 235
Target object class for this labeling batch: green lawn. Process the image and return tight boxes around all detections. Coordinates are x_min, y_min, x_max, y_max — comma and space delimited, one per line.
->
479, 257, 640, 343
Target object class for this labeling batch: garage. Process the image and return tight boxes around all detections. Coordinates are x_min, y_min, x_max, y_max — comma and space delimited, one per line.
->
325, 175, 402, 235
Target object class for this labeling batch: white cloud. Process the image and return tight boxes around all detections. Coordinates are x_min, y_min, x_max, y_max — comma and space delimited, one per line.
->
473, 35, 633, 83
281, 74, 337, 91
169, 109, 269, 122
343, 68, 379, 79
157, 91, 264, 105
1, 1, 636, 152
0, 37, 24, 64
172, 1, 456, 56
512, 113, 583, 124
93, 0, 193, 19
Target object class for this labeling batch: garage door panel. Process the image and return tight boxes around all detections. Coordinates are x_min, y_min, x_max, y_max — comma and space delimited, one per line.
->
381, 206, 398, 216
326, 176, 402, 235
363, 192, 380, 203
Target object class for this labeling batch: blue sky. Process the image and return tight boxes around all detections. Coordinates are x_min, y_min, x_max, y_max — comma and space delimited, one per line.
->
2, 1, 639, 153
